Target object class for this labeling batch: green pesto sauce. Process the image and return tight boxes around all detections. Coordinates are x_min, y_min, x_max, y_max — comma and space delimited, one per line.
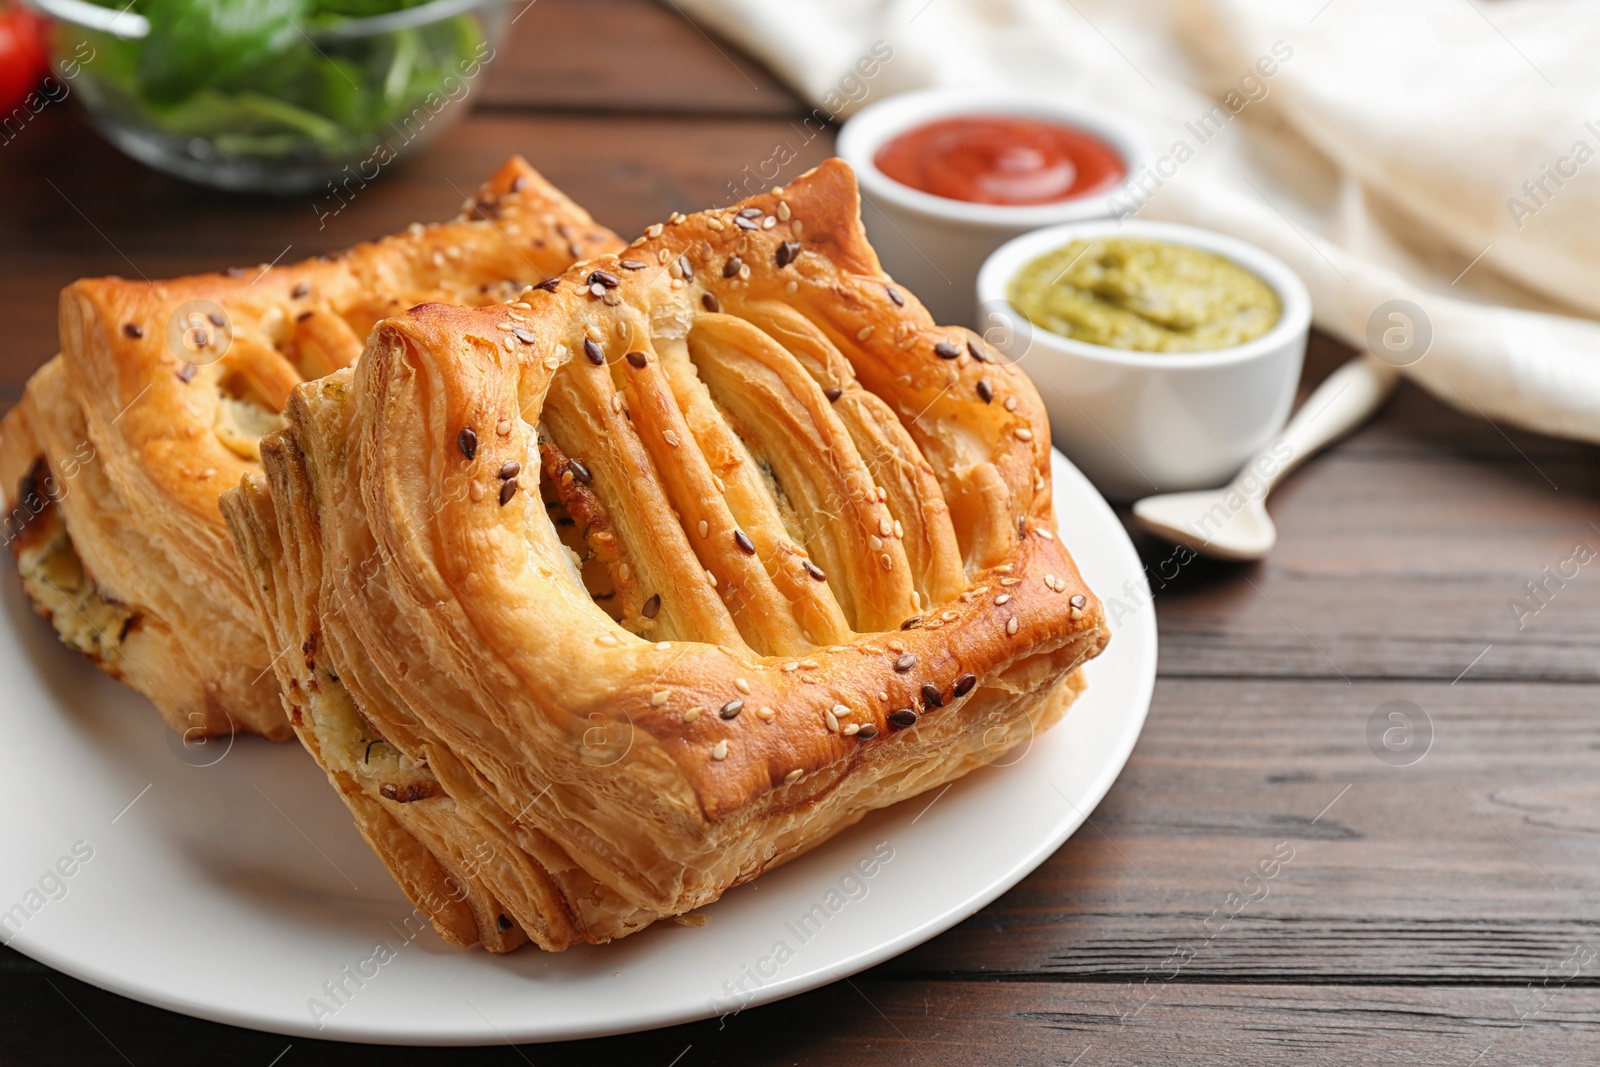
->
1007, 238, 1281, 352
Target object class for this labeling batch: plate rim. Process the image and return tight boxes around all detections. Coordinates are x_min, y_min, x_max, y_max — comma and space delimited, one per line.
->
3, 448, 1156, 1045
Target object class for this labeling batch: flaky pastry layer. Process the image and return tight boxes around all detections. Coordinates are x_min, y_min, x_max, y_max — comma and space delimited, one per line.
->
223, 159, 1110, 951
0, 159, 622, 738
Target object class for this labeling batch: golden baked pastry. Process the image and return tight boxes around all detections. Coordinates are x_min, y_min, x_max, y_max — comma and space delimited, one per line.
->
0, 158, 622, 741
222, 159, 1110, 952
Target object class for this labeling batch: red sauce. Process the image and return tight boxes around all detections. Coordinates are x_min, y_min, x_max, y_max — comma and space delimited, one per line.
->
873, 114, 1126, 207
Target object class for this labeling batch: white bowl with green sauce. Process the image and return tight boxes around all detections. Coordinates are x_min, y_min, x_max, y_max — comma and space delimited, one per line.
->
976, 220, 1310, 501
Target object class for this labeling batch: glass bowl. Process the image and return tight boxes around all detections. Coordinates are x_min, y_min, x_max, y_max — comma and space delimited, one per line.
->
28, 0, 509, 194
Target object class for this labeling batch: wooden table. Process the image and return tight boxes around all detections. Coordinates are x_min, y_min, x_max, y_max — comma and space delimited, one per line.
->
4, 3, 1598, 1063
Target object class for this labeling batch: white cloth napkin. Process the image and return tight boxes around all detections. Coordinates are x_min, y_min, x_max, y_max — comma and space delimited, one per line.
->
677, 0, 1600, 443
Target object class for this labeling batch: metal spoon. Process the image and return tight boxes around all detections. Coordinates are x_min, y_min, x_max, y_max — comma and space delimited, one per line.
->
1132, 355, 1399, 561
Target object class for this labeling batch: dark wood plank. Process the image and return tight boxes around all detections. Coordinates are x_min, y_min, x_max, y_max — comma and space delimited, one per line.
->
1145, 336, 1600, 684
481, 0, 800, 115
882, 677, 1600, 983
7, 965, 1596, 1066
711, 981, 1600, 1067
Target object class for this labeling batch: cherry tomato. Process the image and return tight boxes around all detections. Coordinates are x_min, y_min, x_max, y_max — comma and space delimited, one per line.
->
0, 4, 51, 113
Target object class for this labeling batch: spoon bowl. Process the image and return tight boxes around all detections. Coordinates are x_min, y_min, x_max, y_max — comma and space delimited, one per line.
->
1131, 356, 1399, 561
1132, 490, 1277, 561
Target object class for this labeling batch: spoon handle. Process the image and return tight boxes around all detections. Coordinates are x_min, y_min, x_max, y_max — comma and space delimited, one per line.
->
1244, 355, 1400, 496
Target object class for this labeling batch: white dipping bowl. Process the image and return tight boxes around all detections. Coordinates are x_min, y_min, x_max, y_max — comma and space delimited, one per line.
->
976, 220, 1311, 502
838, 88, 1148, 326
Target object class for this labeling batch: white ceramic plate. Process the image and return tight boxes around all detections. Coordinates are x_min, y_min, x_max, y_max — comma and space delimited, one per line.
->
0, 450, 1154, 1045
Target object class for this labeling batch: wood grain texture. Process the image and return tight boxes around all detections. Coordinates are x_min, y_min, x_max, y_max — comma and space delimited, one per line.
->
2, 0, 1598, 1062
480, 0, 800, 115
1145, 337, 1600, 686
7, 966, 1597, 1066
882, 675, 1600, 983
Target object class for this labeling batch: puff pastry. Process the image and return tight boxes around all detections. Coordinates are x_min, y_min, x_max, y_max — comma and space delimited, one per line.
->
0, 159, 622, 740
222, 159, 1111, 952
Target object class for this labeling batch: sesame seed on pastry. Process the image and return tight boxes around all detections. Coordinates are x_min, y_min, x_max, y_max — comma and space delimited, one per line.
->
0, 158, 624, 740
221, 158, 1110, 952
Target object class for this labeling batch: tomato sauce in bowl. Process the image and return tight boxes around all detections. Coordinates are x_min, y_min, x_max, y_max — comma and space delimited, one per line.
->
872, 115, 1127, 206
